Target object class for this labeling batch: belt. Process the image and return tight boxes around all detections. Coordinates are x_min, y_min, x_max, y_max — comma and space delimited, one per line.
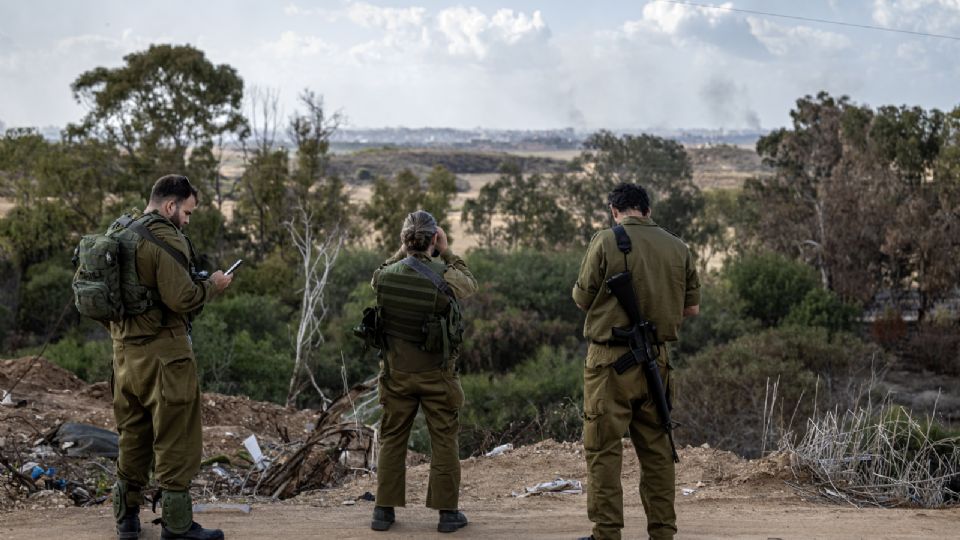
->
591, 339, 664, 347
591, 339, 627, 347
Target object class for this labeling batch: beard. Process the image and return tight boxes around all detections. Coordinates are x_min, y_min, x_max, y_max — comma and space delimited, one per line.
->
169, 203, 183, 229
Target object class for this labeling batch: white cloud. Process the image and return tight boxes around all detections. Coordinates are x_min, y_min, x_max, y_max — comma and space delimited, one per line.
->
260, 31, 335, 59
347, 2, 426, 30
638, 1, 734, 35
435, 7, 549, 61
620, 1, 766, 59
873, 0, 960, 34
748, 18, 851, 57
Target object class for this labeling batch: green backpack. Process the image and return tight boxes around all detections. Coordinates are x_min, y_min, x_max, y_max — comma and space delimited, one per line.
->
72, 213, 188, 322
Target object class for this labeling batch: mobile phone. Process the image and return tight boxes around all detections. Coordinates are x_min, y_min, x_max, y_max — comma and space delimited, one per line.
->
431, 248, 441, 258
225, 259, 244, 276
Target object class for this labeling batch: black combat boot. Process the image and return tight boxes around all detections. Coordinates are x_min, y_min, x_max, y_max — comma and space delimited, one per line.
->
371, 505, 395, 531
116, 507, 141, 539
437, 510, 468, 533
160, 521, 224, 540
113, 480, 143, 539
159, 490, 224, 540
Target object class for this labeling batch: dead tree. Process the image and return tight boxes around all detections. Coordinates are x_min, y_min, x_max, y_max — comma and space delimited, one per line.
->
284, 201, 343, 408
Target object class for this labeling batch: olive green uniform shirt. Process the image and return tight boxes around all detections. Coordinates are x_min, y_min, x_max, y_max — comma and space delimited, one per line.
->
573, 216, 700, 367
110, 211, 218, 344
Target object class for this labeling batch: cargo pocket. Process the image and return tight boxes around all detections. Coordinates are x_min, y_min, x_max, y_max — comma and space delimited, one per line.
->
159, 357, 198, 405
582, 365, 609, 452
442, 369, 465, 411
583, 397, 606, 451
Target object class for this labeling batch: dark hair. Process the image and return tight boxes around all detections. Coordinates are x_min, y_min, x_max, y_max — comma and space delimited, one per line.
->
150, 175, 198, 205
401, 210, 438, 252
607, 183, 650, 213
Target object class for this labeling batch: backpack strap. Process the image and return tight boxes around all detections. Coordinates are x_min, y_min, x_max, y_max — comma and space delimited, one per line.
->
116, 215, 190, 272
612, 224, 631, 271
400, 256, 456, 301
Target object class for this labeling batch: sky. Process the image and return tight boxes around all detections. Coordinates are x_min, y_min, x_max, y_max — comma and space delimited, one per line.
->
2, 0, 960, 132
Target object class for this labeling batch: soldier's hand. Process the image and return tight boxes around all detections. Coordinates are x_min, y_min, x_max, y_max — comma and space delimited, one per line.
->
435, 226, 449, 255
209, 270, 233, 292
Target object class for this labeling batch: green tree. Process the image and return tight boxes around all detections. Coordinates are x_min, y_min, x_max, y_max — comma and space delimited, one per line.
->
559, 130, 711, 247
461, 162, 573, 249
67, 44, 247, 193
362, 168, 457, 250
725, 251, 819, 327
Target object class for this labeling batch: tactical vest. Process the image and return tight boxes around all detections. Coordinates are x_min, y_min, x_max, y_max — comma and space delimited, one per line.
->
73, 213, 175, 322
376, 260, 464, 360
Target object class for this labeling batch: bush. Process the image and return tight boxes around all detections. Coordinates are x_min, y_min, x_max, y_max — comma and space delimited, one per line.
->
670, 275, 760, 365
676, 325, 889, 458
464, 248, 583, 323
43, 334, 113, 382
900, 322, 960, 377
459, 346, 583, 456
725, 251, 819, 327
193, 304, 293, 403
18, 261, 77, 338
784, 286, 859, 332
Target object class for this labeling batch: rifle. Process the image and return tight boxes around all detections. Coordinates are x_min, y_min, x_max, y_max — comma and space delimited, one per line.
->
605, 225, 680, 463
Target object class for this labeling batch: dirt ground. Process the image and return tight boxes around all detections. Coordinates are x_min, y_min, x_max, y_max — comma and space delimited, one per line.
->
3, 358, 959, 539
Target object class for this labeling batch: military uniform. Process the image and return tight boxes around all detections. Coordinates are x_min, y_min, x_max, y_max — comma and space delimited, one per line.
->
371, 248, 477, 511
110, 210, 220, 535
572, 215, 700, 540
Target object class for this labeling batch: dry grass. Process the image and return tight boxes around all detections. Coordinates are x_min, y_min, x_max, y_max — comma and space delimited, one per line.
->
783, 397, 960, 508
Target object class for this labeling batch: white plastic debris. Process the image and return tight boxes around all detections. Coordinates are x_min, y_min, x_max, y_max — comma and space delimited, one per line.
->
193, 503, 251, 514
485, 443, 514, 457
1, 390, 13, 406
342, 500, 356, 506
512, 478, 583, 498
681, 488, 697, 496
243, 435, 267, 471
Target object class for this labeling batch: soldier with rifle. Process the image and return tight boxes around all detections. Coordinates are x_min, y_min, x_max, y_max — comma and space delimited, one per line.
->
572, 183, 700, 540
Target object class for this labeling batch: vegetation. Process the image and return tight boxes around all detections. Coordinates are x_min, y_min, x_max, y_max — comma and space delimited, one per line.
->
1, 46, 957, 463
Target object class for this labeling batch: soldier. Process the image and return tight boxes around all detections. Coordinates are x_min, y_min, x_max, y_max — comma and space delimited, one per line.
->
111, 175, 233, 540
369, 210, 477, 533
572, 183, 700, 540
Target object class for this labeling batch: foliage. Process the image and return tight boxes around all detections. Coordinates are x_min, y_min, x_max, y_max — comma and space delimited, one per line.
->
461, 162, 574, 249
362, 167, 458, 249
458, 249, 583, 373
745, 92, 960, 318
677, 325, 888, 458
670, 275, 760, 365
784, 287, 860, 333
725, 251, 819, 327
43, 334, 113, 383
67, 43, 247, 190
563, 130, 713, 247
460, 346, 583, 456
191, 295, 294, 403
18, 261, 77, 338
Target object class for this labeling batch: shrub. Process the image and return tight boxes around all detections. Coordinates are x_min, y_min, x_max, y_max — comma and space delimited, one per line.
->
192, 308, 293, 404
43, 334, 113, 382
725, 251, 819, 327
784, 287, 859, 332
670, 275, 760, 365
900, 322, 960, 377
18, 261, 77, 338
676, 325, 889, 457
459, 346, 583, 456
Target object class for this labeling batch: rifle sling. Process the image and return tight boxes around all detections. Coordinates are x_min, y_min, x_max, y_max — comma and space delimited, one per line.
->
400, 256, 456, 301
117, 215, 190, 272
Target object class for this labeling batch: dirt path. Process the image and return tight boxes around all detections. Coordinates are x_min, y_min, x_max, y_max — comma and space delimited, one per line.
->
2, 496, 958, 539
